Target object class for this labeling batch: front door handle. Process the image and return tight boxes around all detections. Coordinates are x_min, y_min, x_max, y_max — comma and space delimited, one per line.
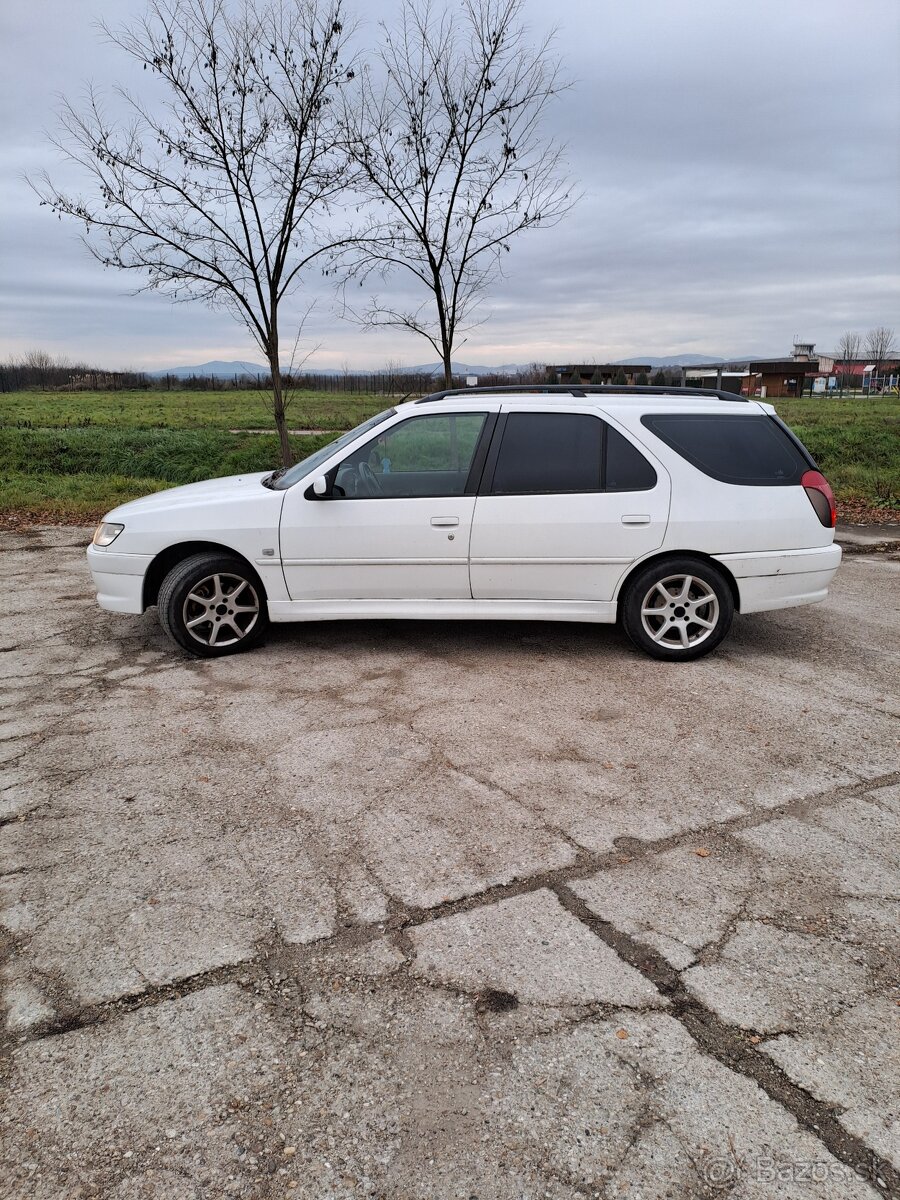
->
621, 514, 651, 525
431, 516, 460, 528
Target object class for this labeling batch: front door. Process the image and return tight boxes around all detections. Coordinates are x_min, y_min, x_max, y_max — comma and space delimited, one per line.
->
469, 409, 670, 601
279, 410, 489, 600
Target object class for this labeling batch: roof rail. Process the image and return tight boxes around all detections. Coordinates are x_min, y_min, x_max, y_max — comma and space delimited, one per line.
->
414, 384, 748, 404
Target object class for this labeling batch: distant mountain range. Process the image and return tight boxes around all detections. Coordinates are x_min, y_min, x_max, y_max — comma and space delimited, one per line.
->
147, 360, 269, 379
148, 358, 531, 378
615, 354, 724, 367
403, 361, 530, 376
147, 353, 764, 379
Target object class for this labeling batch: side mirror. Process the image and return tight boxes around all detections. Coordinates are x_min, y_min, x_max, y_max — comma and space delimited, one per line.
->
312, 475, 329, 497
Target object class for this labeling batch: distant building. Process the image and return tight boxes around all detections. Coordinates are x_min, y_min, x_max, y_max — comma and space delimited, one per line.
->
833, 358, 900, 390
682, 368, 747, 395
547, 364, 652, 386
746, 358, 820, 398
746, 344, 835, 398
683, 343, 836, 399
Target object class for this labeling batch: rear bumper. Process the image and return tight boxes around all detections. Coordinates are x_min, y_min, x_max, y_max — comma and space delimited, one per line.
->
86, 545, 152, 614
714, 544, 842, 614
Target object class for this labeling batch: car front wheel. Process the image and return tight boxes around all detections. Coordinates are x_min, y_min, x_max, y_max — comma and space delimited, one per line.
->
621, 556, 734, 661
157, 552, 269, 657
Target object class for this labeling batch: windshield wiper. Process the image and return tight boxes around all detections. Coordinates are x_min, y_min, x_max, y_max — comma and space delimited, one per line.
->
261, 467, 288, 489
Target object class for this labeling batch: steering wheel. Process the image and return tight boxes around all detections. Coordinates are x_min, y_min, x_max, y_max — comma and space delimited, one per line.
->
358, 461, 383, 496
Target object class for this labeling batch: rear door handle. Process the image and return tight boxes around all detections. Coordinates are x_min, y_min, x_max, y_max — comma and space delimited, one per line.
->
621, 514, 651, 525
431, 516, 459, 527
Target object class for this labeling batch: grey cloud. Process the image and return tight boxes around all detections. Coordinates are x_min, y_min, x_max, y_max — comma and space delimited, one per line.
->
0, 0, 897, 368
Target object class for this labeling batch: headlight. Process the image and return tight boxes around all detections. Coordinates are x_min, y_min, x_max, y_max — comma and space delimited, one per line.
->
92, 522, 124, 547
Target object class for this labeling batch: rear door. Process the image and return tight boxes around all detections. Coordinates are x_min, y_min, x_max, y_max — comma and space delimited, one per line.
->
469, 408, 670, 601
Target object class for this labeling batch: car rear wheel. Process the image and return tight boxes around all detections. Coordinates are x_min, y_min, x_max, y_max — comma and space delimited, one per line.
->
157, 552, 269, 657
621, 556, 734, 661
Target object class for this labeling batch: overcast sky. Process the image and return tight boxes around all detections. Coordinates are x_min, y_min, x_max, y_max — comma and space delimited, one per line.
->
1, 0, 898, 370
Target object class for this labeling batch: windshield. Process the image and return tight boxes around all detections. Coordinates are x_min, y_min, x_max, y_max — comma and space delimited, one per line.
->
270, 408, 396, 489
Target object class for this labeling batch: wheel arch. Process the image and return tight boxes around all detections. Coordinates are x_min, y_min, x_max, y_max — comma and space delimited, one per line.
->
143, 541, 264, 610
613, 549, 741, 616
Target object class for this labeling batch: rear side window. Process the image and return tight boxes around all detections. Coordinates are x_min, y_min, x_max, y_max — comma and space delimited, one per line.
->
491, 412, 602, 493
605, 426, 657, 491
641, 414, 809, 486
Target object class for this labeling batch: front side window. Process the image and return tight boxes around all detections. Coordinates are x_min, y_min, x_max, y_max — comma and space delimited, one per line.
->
273, 408, 395, 489
641, 413, 810, 485
334, 412, 487, 498
490, 412, 603, 494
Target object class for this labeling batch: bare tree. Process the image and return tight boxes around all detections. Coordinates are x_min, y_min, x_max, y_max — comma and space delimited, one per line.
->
341, 0, 574, 388
20, 349, 58, 374
835, 330, 861, 388
381, 358, 405, 395
864, 326, 897, 384
5, 349, 79, 389
33, 0, 353, 466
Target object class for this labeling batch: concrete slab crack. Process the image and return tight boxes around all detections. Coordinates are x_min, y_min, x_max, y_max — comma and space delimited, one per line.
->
551, 882, 900, 1200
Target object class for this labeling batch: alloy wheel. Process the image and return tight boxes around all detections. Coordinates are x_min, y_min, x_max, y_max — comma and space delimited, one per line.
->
182, 573, 260, 648
639, 573, 720, 650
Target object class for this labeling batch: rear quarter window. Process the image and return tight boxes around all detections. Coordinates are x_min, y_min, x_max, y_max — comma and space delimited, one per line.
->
605, 426, 657, 491
640, 413, 810, 486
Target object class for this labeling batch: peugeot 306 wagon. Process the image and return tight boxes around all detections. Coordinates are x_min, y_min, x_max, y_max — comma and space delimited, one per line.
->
87, 385, 841, 661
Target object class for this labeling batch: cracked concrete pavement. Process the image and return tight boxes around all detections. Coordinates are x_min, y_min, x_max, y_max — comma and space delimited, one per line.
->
1, 525, 898, 1199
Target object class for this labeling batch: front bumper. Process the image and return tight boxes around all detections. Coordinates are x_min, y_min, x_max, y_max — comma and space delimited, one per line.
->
714, 544, 842, 614
86, 544, 153, 614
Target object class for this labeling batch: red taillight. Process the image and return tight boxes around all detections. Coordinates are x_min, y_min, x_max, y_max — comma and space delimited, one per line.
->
802, 470, 836, 528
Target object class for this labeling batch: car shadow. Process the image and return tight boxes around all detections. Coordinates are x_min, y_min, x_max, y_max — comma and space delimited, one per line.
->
112, 602, 841, 673
261, 615, 636, 663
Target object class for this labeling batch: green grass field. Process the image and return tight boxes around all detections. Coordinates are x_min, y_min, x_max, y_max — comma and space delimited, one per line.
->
0, 389, 386, 520
0, 388, 388, 431
0, 388, 896, 522
774, 394, 899, 511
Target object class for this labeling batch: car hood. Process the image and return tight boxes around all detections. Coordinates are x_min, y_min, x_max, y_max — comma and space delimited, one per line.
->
104, 472, 275, 521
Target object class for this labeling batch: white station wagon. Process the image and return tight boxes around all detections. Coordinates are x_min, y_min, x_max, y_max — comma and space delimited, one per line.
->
87, 385, 841, 661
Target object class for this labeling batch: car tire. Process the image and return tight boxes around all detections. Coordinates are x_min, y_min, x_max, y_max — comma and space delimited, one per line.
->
621, 556, 734, 661
157, 552, 269, 658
